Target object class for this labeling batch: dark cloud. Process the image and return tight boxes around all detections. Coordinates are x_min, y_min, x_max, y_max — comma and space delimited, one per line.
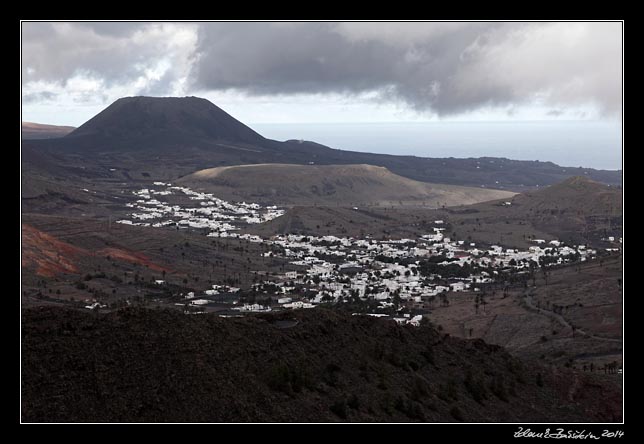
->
192, 23, 393, 93
190, 23, 501, 114
21, 22, 622, 117
191, 22, 622, 116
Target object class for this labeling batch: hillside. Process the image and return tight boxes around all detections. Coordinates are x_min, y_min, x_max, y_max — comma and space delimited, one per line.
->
22, 224, 86, 277
178, 163, 516, 207
22, 122, 75, 139
411, 175, 622, 248
503, 176, 623, 244
428, 254, 622, 370
512, 176, 622, 214
245, 176, 622, 249
21, 222, 172, 279
21, 306, 622, 423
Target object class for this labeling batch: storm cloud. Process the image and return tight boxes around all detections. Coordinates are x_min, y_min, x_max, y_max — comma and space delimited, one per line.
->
22, 21, 622, 117
191, 22, 622, 116
22, 22, 198, 94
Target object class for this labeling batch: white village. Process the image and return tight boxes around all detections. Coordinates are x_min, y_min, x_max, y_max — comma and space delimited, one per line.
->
115, 183, 601, 325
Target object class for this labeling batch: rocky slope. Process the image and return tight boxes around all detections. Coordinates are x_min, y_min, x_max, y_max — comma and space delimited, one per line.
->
21, 306, 622, 423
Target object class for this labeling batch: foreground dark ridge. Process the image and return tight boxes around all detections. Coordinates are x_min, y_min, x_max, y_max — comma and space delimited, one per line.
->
22, 306, 621, 423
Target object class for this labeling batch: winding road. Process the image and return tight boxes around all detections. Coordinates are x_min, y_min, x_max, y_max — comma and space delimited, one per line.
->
522, 290, 621, 343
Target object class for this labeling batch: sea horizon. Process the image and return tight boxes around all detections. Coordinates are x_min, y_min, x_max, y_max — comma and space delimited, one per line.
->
250, 120, 623, 171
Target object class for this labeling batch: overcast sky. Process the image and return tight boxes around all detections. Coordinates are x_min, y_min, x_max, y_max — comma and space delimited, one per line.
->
21, 21, 622, 126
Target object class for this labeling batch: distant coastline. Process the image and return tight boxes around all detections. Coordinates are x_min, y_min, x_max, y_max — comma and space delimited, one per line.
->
251, 121, 622, 171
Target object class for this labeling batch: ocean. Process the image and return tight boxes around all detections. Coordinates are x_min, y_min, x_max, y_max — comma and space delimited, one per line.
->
250, 121, 622, 171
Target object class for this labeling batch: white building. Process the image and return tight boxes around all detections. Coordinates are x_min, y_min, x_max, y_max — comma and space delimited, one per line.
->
450, 282, 467, 292
190, 299, 210, 306
283, 301, 315, 309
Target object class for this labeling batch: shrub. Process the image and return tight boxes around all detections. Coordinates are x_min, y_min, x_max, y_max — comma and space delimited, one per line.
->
323, 362, 342, 387
330, 399, 347, 419
410, 375, 430, 401
386, 351, 404, 368
490, 375, 509, 402
464, 370, 488, 404
438, 378, 460, 402
421, 346, 435, 365
536, 372, 544, 387
266, 363, 310, 396
395, 396, 426, 421
450, 406, 464, 421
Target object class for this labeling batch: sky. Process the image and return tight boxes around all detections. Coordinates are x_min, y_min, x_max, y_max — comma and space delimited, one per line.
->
20, 22, 623, 170
21, 21, 622, 127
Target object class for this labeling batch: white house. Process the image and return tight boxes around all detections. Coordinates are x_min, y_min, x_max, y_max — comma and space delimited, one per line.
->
234, 304, 272, 312
283, 301, 315, 309
450, 282, 467, 292
190, 299, 210, 306
409, 315, 423, 326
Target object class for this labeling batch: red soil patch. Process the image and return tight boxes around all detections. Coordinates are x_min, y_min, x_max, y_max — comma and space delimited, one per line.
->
96, 247, 171, 273
22, 225, 172, 277
21, 224, 87, 277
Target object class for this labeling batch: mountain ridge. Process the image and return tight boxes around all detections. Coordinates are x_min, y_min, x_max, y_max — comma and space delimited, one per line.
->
22, 96, 622, 191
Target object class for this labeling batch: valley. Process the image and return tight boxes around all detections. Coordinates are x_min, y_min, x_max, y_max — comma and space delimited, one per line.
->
22, 177, 623, 374
20, 96, 623, 423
